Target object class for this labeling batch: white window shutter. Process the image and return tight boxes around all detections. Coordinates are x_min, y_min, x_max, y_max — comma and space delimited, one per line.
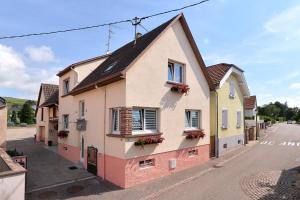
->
237, 111, 241, 127
145, 110, 157, 130
222, 110, 228, 129
230, 81, 235, 97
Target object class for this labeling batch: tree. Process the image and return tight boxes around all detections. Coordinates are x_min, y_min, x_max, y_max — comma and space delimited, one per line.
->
19, 102, 34, 124
11, 110, 17, 124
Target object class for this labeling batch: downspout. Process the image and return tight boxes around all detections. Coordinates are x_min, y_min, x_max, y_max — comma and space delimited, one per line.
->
103, 85, 107, 180
243, 98, 246, 146
215, 91, 219, 158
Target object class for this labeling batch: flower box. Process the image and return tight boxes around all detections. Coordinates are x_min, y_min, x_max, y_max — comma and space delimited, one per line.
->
170, 83, 190, 94
185, 130, 205, 140
58, 130, 69, 138
134, 135, 165, 146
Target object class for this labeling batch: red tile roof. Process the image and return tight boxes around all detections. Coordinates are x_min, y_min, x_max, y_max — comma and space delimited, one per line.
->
245, 95, 257, 109
206, 63, 232, 89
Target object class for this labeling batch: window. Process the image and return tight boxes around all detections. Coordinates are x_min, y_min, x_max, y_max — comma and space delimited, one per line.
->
168, 62, 183, 83
41, 108, 44, 121
79, 101, 85, 118
111, 109, 120, 133
188, 149, 198, 156
185, 110, 200, 129
139, 159, 154, 168
63, 114, 69, 130
236, 111, 242, 128
132, 108, 157, 133
229, 80, 235, 98
63, 79, 70, 95
222, 109, 228, 129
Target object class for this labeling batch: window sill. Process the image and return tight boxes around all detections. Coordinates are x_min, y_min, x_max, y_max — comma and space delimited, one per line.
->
106, 132, 162, 138
166, 81, 185, 86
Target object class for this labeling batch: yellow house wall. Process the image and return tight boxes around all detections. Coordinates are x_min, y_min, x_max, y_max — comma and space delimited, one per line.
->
217, 75, 244, 138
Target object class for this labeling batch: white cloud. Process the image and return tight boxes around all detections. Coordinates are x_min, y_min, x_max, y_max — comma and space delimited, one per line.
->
203, 53, 237, 65
289, 83, 300, 89
25, 45, 55, 62
0, 44, 58, 99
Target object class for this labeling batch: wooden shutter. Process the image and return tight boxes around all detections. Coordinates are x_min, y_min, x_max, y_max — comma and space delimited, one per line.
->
230, 81, 235, 97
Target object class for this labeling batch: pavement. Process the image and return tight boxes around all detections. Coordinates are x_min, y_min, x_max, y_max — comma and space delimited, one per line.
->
10, 124, 299, 200
6, 128, 94, 193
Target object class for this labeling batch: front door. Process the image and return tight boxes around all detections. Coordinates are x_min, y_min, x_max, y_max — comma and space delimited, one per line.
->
40, 126, 45, 141
87, 146, 97, 175
80, 133, 84, 163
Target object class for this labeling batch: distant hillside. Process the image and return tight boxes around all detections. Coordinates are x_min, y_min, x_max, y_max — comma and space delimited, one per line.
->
4, 97, 37, 112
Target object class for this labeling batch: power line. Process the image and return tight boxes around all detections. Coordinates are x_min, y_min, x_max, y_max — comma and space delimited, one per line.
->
0, 0, 210, 40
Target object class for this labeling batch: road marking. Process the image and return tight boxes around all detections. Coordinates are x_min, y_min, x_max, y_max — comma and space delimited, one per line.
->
260, 141, 300, 147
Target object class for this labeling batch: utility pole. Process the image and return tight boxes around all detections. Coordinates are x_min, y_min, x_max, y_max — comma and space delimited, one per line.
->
131, 17, 141, 45
106, 24, 113, 54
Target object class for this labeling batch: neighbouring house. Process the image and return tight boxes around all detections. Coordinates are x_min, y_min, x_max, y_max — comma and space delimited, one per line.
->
0, 148, 26, 200
207, 63, 250, 157
36, 84, 59, 146
57, 13, 213, 188
0, 97, 7, 149
245, 95, 261, 141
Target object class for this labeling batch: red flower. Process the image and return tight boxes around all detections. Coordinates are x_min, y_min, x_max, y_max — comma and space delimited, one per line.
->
170, 83, 190, 94
134, 135, 165, 146
58, 130, 69, 138
185, 130, 205, 140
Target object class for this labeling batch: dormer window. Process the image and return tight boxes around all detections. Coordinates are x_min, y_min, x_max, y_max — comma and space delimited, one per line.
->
168, 62, 183, 84
63, 78, 70, 95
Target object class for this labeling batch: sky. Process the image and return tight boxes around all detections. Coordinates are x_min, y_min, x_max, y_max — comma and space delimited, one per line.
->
1, 0, 300, 107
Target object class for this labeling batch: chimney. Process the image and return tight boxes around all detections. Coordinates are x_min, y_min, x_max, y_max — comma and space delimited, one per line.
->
135, 32, 142, 39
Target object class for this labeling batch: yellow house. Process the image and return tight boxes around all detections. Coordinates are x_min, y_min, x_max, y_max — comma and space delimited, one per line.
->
207, 63, 250, 157
0, 97, 7, 149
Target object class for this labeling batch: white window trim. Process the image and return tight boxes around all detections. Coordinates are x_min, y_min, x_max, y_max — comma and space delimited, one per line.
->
168, 61, 184, 84
111, 108, 120, 135
63, 78, 70, 95
185, 110, 201, 130
63, 114, 69, 131
132, 108, 158, 135
79, 100, 85, 119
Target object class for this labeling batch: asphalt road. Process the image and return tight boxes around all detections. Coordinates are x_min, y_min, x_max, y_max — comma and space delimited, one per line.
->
27, 124, 300, 200
157, 123, 300, 200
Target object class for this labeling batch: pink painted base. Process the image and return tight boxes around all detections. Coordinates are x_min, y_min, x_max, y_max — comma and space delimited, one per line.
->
101, 145, 209, 188
58, 143, 80, 163
58, 143, 209, 188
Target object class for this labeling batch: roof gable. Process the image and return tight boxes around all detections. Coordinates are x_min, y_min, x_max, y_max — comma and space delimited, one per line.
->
207, 63, 249, 96
69, 13, 213, 95
245, 95, 257, 110
35, 84, 59, 116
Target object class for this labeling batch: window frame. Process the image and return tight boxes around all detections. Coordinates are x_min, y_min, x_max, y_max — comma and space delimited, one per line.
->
111, 108, 120, 134
79, 100, 85, 119
167, 61, 184, 84
63, 114, 69, 130
132, 108, 158, 134
63, 78, 70, 95
139, 159, 155, 168
41, 107, 44, 121
185, 110, 201, 130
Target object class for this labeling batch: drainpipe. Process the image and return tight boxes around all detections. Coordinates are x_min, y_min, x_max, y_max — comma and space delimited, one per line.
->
103, 85, 107, 180
243, 98, 246, 146
215, 91, 219, 158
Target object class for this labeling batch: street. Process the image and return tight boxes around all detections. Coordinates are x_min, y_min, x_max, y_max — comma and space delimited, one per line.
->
26, 123, 300, 200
